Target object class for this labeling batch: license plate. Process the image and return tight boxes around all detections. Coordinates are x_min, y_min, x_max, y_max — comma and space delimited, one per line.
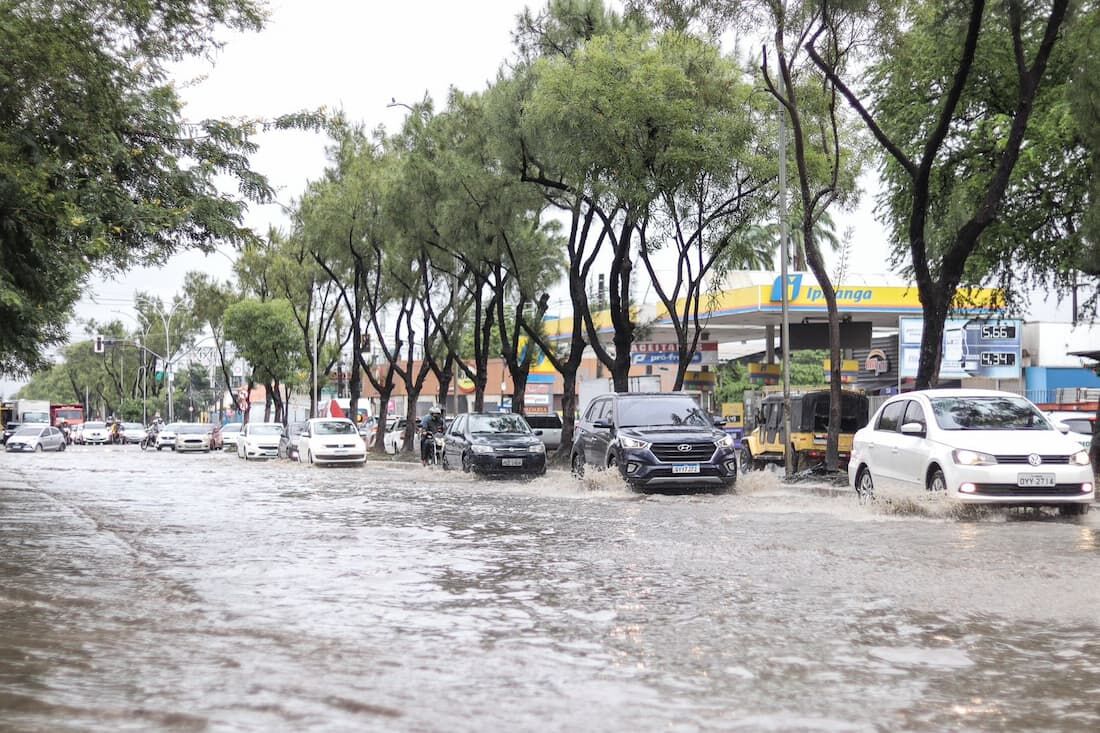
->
1017, 473, 1056, 487
502, 458, 524, 467
672, 464, 700, 474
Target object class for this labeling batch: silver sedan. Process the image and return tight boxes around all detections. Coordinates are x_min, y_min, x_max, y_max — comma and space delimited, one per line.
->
5, 425, 66, 453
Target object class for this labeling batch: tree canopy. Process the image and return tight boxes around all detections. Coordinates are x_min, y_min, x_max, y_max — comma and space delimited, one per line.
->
0, 0, 319, 374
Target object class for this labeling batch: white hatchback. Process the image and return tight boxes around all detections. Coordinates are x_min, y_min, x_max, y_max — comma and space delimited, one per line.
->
237, 422, 284, 460
849, 389, 1094, 515
297, 417, 367, 466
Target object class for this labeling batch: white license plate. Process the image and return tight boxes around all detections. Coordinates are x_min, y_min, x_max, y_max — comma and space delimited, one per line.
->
672, 464, 700, 474
1017, 473, 1056, 487
502, 458, 524, 467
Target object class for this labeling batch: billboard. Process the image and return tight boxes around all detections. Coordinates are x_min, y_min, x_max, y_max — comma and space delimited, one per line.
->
899, 317, 1022, 380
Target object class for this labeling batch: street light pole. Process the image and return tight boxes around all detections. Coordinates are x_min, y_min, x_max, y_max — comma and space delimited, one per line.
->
134, 297, 181, 423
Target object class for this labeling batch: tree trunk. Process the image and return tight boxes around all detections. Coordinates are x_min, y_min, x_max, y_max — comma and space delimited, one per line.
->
510, 367, 528, 415
372, 384, 394, 455
559, 370, 579, 452
403, 396, 419, 454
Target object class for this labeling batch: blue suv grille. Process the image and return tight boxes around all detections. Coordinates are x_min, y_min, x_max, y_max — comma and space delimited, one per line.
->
651, 442, 716, 462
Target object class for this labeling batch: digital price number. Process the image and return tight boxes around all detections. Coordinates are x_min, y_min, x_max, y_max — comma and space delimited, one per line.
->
980, 324, 1017, 341
979, 351, 1016, 367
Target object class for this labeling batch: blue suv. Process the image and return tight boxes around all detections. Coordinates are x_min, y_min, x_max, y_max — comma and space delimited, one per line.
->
571, 392, 738, 491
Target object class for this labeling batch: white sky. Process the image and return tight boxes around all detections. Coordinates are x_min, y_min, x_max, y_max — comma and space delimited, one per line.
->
3, 0, 1079, 397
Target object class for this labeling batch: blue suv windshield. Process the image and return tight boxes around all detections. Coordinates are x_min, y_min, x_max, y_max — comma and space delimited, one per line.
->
616, 397, 712, 428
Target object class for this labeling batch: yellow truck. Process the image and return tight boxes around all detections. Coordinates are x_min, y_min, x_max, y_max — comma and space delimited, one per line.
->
741, 389, 869, 472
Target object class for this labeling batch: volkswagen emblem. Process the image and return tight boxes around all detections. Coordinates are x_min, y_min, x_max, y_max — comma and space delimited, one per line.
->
1027, 454, 1042, 466
677, 444, 692, 452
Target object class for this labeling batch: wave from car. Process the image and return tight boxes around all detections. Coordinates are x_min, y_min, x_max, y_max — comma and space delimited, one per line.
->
849, 389, 1094, 515
297, 418, 366, 466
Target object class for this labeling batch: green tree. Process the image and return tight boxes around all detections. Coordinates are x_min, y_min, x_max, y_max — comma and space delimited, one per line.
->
813, 0, 1078, 389
223, 299, 302, 423
0, 0, 321, 374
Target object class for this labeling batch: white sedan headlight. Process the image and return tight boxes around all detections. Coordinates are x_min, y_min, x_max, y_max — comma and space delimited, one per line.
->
1071, 450, 1092, 466
952, 449, 998, 466
618, 435, 651, 450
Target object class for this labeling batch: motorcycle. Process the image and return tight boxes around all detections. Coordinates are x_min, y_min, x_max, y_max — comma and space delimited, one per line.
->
422, 428, 446, 467
140, 428, 158, 451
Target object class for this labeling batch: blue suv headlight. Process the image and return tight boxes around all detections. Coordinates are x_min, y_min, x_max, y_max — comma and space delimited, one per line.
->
618, 435, 651, 450
715, 434, 735, 449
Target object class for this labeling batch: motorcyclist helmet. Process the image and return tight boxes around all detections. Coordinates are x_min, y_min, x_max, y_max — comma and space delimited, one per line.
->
429, 405, 442, 416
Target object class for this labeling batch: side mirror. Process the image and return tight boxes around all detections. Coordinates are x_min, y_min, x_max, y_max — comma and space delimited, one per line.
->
1053, 421, 1070, 434
593, 419, 614, 430
713, 417, 726, 427
300, 431, 310, 438
533, 429, 544, 436
900, 422, 926, 436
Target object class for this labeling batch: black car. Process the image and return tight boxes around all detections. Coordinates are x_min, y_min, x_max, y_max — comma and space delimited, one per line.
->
571, 392, 738, 491
443, 412, 547, 477
2, 421, 21, 445
279, 421, 307, 460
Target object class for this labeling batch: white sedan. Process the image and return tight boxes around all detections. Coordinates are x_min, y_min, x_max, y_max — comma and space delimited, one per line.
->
220, 422, 243, 451
155, 423, 182, 451
849, 389, 1094, 515
297, 417, 366, 466
82, 421, 111, 445
237, 422, 284, 460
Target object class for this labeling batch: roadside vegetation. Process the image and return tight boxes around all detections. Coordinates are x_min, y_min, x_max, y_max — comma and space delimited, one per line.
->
5, 0, 1099, 460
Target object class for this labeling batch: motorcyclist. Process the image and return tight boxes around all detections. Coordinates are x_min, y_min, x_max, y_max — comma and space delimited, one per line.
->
420, 405, 446, 466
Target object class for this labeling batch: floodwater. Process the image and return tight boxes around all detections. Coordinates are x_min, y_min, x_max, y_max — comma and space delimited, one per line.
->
2, 447, 1099, 732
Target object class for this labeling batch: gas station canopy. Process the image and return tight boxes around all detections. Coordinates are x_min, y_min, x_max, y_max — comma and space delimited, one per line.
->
545, 271, 1003, 347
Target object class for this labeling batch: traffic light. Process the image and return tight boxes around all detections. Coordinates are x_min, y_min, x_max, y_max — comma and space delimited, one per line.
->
93, 335, 104, 354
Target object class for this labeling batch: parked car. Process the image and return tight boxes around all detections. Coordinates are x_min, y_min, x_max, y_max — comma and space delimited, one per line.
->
120, 422, 146, 444
175, 423, 214, 452
5, 424, 66, 453
849, 389, 1094, 516
1044, 411, 1096, 452
279, 421, 307, 460
523, 413, 563, 451
297, 417, 367, 466
237, 422, 283, 460
443, 412, 546, 477
155, 422, 182, 451
220, 422, 243, 451
570, 392, 738, 492
82, 421, 111, 445
383, 417, 409, 454
3, 421, 21, 444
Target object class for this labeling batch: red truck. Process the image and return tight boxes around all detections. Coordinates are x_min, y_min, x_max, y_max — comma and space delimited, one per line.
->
51, 403, 84, 427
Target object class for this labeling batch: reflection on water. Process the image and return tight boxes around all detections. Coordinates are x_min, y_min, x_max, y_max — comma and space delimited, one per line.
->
1, 448, 1098, 731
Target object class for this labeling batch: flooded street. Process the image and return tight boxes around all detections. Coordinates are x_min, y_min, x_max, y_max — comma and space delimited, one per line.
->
2, 447, 1099, 732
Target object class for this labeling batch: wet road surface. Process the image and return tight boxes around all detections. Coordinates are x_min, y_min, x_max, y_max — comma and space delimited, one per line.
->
2, 446, 1099, 731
